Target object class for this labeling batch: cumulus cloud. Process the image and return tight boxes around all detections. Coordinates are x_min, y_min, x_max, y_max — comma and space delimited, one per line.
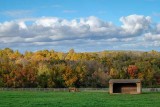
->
0, 15, 159, 52
144, 33, 160, 41
0, 37, 24, 43
156, 24, 160, 33
120, 14, 151, 35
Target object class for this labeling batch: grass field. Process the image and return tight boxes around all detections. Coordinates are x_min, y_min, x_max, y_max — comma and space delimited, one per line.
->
0, 91, 160, 107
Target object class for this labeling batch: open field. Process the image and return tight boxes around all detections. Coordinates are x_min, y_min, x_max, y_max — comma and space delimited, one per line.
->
0, 91, 160, 107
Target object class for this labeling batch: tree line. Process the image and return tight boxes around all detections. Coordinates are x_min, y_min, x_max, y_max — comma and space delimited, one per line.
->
0, 48, 160, 88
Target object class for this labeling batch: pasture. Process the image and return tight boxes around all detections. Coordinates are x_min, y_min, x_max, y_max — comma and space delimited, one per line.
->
0, 91, 160, 107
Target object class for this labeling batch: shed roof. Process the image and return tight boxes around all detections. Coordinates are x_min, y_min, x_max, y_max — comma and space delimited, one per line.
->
109, 79, 141, 83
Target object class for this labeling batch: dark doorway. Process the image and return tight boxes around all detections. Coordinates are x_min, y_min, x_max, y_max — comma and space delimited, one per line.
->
113, 83, 137, 93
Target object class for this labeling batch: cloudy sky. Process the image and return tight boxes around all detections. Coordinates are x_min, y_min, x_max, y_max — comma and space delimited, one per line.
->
0, 0, 160, 52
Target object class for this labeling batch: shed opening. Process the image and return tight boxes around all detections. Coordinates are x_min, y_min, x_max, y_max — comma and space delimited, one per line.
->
113, 83, 137, 93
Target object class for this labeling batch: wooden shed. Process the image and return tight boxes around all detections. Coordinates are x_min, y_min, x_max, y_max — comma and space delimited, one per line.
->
109, 79, 141, 94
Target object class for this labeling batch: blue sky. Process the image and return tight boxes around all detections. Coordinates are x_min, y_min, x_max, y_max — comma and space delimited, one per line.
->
0, 0, 160, 52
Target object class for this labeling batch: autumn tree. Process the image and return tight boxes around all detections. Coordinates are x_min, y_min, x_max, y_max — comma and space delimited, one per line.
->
63, 66, 77, 87
0, 48, 160, 88
127, 65, 138, 79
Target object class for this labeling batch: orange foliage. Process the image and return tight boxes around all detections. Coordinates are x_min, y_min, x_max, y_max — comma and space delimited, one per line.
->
127, 65, 138, 78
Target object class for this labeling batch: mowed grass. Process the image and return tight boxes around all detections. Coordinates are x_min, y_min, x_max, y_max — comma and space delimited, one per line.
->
0, 91, 160, 107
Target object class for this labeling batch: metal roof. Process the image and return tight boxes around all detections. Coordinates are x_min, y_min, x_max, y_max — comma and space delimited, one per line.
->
109, 79, 141, 83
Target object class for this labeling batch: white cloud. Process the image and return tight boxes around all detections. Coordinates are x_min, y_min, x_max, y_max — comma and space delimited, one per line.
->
0, 15, 159, 52
63, 10, 77, 13
121, 38, 134, 42
156, 23, 160, 33
154, 41, 160, 46
106, 38, 119, 42
144, 33, 160, 41
34, 17, 60, 27
120, 14, 151, 35
0, 21, 19, 36
18, 22, 27, 29
0, 36, 24, 43
1, 10, 33, 18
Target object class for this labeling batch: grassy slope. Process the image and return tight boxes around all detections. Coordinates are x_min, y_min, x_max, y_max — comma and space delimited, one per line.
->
0, 91, 160, 107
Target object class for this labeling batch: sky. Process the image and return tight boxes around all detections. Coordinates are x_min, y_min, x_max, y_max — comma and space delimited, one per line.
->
0, 0, 160, 52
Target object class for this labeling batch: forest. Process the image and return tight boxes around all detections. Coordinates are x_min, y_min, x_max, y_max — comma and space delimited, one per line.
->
0, 48, 160, 88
